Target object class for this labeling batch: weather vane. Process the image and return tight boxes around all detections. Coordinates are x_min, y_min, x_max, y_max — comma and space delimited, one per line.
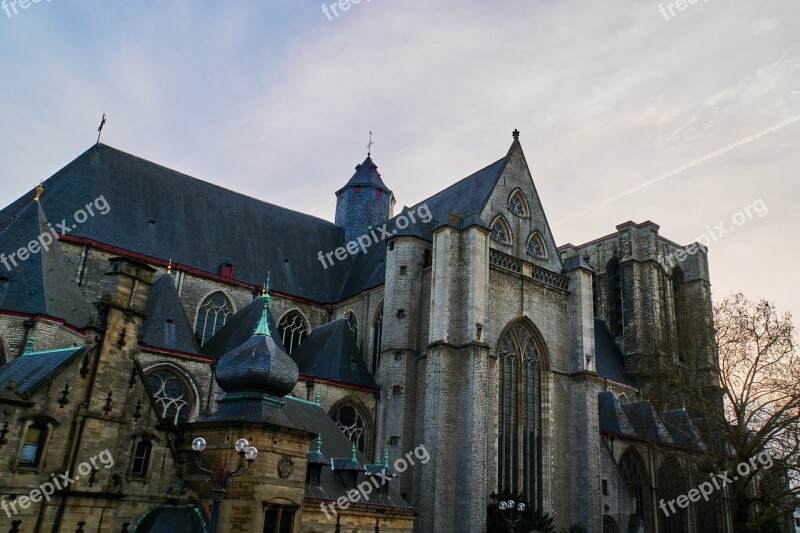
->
96, 113, 106, 145
366, 131, 374, 156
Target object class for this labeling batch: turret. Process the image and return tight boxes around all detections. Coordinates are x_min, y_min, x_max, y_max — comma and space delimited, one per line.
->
335, 155, 395, 244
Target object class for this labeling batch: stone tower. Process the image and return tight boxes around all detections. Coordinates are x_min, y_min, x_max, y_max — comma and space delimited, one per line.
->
335, 155, 395, 244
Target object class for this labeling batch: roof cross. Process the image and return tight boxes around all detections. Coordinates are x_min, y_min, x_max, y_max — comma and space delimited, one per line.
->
96, 113, 107, 145
366, 131, 374, 156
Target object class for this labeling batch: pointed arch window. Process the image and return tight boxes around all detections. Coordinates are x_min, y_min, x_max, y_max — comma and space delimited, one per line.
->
194, 291, 234, 346
620, 449, 649, 528
146, 368, 192, 425
332, 403, 369, 455
277, 310, 309, 355
526, 233, 546, 259
490, 216, 512, 245
657, 459, 688, 533
507, 190, 528, 217
371, 304, 383, 373
672, 267, 687, 363
498, 322, 543, 508
346, 311, 358, 344
607, 258, 623, 337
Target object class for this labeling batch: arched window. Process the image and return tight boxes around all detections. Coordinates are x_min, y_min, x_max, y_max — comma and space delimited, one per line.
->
146, 368, 192, 425
372, 304, 383, 373
0, 336, 6, 366
507, 190, 528, 217
331, 402, 369, 455
657, 458, 687, 533
526, 232, 546, 259
607, 257, 623, 337
346, 311, 358, 344
490, 216, 512, 245
194, 291, 234, 346
619, 449, 649, 529
497, 322, 543, 508
618, 393, 629, 404
277, 310, 309, 355
602, 516, 620, 533
672, 267, 686, 363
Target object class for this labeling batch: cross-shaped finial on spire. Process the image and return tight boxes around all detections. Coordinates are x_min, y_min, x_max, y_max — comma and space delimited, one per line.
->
96, 113, 107, 145
512, 129, 520, 140
366, 131, 374, 156
33, 181, 44, 202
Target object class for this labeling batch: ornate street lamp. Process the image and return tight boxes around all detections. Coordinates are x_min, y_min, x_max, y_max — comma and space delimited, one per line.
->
497, 499, 526, 533
192, 436, 258, 533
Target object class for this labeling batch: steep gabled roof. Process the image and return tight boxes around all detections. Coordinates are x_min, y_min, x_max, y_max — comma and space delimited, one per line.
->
291, 318, 377, 389
0, 202, 93, 328
594, 319, 637, 387
141, 274, 201, 354
0, 144, 353, 303
0, 346, 85, 396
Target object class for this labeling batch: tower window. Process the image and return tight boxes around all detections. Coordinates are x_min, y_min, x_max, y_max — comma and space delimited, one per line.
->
372, 304, 383, 373
397, 309, 405, 319
607, 258, 623, 337
399, 266, 407, 276
376, 189, 383, 197
19, 423, 48, 466
131, 438, 153, 477
354, 186, 361, 194
392, 386, 402, 396
389, 436, 399, 446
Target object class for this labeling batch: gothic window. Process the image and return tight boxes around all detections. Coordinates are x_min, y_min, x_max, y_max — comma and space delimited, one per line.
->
607, 258, 623, 337
657, 459, 687, 533
346, 311, 358, 344
526, 233, 546, 259
332, 403, 369, 455
672, 267, 687, 363
507, 190, 528, 217
277, 310, 309, 355
146, 368, 192, 425
497, 322, 543, 508
131, 437, 153, 477
19, 423, 48, 466
619, 449, 649, 529
194, 291, 234, 346
0, 336, 6, 365
372, 304, 383, 373
490, 216, 512, 245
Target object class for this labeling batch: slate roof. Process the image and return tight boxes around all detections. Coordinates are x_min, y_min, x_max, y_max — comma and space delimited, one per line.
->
0, 144, 353, 303
291, 318, 378, 389
593, 319, 636, 387
0, 202, 93, 328
0, 346, 84, 396
338, 156, 392, 193
140, 274, 200, 354
201, 296, 284, 357
662, 408, 706, 449
281, 396, 411, 509
597, 390, 636, 434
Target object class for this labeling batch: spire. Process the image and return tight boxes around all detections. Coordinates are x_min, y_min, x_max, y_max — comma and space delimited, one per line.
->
316, 434, 323, 455
351, 442, 358, 463
254, 274, 271, 336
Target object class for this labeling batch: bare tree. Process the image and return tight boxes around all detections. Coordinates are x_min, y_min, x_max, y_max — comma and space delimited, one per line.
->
668, 293, 800, 532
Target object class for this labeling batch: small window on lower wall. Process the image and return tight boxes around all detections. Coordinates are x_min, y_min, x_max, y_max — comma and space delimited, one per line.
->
263, 505, 296, 533
389, 436, 400, 446
19, 423, 48, 467
131, 437, 154, 477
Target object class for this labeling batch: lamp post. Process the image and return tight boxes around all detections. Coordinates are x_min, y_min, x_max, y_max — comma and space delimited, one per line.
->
497, 499, 526, 533
191, 436, 258, 533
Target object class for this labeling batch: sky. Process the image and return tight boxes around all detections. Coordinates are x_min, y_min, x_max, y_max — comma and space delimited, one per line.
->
1, 0, 798, 320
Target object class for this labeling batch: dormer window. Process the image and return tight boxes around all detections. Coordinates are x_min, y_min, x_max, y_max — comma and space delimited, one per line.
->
507, 190, 528, 217
490, 216, 512, 245
526, 233, 546, 259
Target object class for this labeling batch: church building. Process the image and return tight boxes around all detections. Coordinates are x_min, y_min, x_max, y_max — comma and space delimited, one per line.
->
0, 131, 726, 532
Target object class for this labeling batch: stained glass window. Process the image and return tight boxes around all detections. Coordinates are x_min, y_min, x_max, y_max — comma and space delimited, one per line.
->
491, 217, 511, 244
146, 368, 191, 424
333, 404, 368, 454
527, 233, 545, 258
194, 292, 233, 346
277, 310, 308, 355
508, 192, 527, 216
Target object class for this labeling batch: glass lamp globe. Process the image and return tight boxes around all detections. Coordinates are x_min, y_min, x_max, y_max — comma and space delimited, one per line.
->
235, 438, 250, 453
244, 446, 258, 461
507, 500, 515, 508
516, 502, 526, 512
191, 437, 206, 452
498, 501, 508, 511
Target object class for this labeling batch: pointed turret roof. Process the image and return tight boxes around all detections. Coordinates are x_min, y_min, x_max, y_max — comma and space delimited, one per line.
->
337, 156, 391, 193
140, 274, 201, 354
201, 296, 284, 357
0, 201, 93, 328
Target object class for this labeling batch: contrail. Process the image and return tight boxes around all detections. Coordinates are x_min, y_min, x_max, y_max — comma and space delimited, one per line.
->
556, 115, 800, 225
